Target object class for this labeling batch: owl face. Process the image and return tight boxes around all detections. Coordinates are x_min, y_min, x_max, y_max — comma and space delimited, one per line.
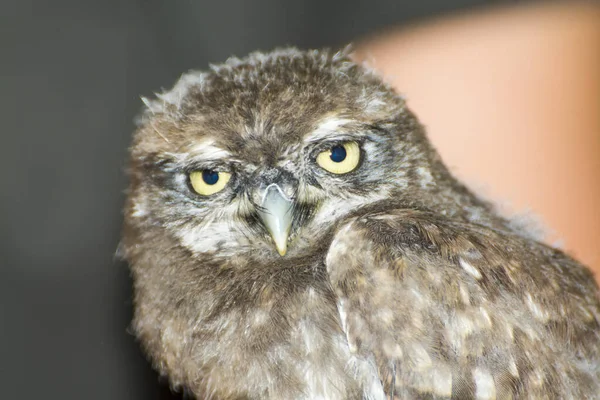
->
126, 49, 431, 260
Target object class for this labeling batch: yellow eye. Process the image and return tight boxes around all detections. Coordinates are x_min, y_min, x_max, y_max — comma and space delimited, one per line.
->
189, 170, 231, 196
316, 141, 360, 174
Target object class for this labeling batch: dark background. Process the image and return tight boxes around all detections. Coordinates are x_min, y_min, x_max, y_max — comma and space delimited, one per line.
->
1, 0, 523, 398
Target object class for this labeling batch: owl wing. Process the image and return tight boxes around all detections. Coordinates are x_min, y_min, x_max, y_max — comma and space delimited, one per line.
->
326, 209, 600, 399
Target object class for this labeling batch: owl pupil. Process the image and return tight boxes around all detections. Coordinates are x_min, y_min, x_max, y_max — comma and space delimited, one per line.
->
202, 170, 219, 185
330, 146, 347, 163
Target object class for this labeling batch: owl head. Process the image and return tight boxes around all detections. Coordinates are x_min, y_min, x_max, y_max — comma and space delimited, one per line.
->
124, 48, 472, 262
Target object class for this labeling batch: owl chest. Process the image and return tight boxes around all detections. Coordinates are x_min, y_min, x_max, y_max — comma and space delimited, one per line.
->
214, 287, 383, 399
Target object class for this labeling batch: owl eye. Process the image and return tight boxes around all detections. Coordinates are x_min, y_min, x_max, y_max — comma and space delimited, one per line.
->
316, 141, 360, 174
189, 170, 231, 196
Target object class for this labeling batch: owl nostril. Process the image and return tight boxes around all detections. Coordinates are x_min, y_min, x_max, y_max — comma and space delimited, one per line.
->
252, 168, 298, 205
260, 184, 293, 205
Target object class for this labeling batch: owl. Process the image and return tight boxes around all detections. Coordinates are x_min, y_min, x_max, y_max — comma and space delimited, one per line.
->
122, 48, 600, 399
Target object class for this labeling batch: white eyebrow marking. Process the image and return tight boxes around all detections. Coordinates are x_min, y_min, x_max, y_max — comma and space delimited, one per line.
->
304, 116, 355, 143
163, 140, 231, 165
188, 139, 230, 160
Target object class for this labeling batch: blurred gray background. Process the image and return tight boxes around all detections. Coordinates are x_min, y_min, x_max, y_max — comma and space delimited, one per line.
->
1, 0, 521, 398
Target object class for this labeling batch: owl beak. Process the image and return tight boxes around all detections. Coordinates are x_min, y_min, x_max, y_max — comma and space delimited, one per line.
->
257, 184, 293, 256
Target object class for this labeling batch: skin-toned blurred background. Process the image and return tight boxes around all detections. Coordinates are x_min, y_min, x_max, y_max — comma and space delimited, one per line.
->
1, 1, 598, 399
355, 1, 600, 274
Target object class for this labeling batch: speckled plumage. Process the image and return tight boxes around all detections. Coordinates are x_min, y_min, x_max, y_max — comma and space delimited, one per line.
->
122, 48, 600, 399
